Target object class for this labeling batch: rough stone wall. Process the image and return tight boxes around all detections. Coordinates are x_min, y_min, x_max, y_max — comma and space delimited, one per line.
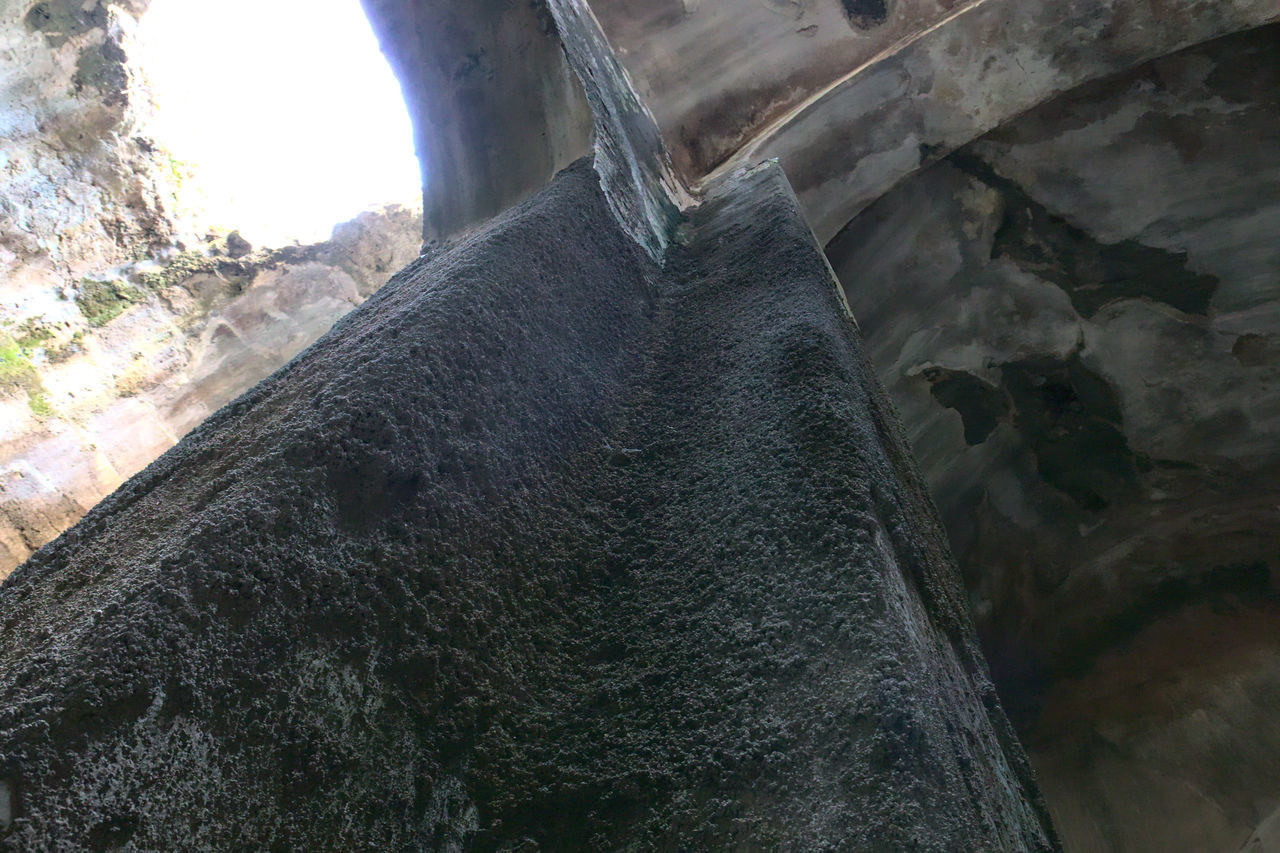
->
0, 207, 423, 577
586, 0, 971, 179
825, 24, 1280, 851
8, 0, 1273, 847
0, 158, 1057, 850
0, 0, 178, 290
585, 0, 1280, 245
0, 0, 425, 577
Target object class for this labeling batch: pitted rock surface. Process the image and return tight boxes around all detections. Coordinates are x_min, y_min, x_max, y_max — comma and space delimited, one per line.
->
0, 161, 1055, 850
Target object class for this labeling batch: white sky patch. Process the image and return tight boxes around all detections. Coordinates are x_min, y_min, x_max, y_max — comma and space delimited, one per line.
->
133, 0, 421, 246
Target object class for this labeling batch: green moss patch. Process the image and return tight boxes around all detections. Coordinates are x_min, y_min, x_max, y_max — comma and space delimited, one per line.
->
76, 279, 145, 327
0, 339, 32, 390
135, 248, 270, 306
0, 337, 53, 417
135, 251, 218, 292
15, 318, 56, 350
27, 391, 54, 417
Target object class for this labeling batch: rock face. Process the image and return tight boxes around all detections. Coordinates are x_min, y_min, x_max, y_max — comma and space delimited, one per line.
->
588, 0, 1280, 243
0, 160, 1056, 850
0, 207, 423, 578
5, 0, 1280, 849
0, 0, 171, 293
825, 25, 1280, 852
0, 0, 426, 578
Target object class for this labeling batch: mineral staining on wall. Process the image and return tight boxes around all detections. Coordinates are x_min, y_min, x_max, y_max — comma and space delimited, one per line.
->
825, 25, 1280, 851
6, 0, 1276, 848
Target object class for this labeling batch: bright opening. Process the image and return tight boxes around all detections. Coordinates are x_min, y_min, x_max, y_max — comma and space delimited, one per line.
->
133, 0, 421, 246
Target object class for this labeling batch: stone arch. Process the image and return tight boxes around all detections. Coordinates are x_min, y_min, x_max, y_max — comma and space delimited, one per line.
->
360, 0, 594, 243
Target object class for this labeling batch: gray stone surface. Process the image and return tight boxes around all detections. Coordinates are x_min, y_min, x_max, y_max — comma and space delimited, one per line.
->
0, 160, 1056, 850
825, 24, 1280, 852
4, 2, 1276, 849
688, 0, 1280, 243
359, 0, 593, 244
548, 0, 690, 260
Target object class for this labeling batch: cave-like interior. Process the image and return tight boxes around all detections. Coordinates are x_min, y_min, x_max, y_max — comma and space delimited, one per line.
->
2, 1, 1279, 850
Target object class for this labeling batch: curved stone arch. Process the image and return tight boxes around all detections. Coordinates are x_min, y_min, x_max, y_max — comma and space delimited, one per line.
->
693, 0, 1280, 243
359, 0, 594, 243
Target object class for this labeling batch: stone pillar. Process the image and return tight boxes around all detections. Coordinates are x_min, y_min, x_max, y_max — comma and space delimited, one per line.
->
0, 152, 1056, 848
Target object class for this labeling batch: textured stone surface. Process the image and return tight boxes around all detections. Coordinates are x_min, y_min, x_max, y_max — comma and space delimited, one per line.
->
0, 206, 423, 578
0, 160, 1056, 851
825, 24, 1280, 851
0, 0, 426, 579
548, 0, 690, 260
4, 1, 1279, 849
0, 0, 174, 292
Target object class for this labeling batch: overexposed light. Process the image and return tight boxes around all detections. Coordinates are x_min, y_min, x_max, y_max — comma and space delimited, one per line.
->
133, 0, 421, 246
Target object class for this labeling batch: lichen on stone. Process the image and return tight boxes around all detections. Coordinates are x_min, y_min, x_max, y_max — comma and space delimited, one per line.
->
0, 336, 53, 416
76, 278, 146, 327
27, 391, 54, 417
134, 251, 219, 292
73, 38, 130, 104
113, 357, 152, 398
0, 339, 33, 392
47, 331, 85, 364
14, 318, 56, 350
